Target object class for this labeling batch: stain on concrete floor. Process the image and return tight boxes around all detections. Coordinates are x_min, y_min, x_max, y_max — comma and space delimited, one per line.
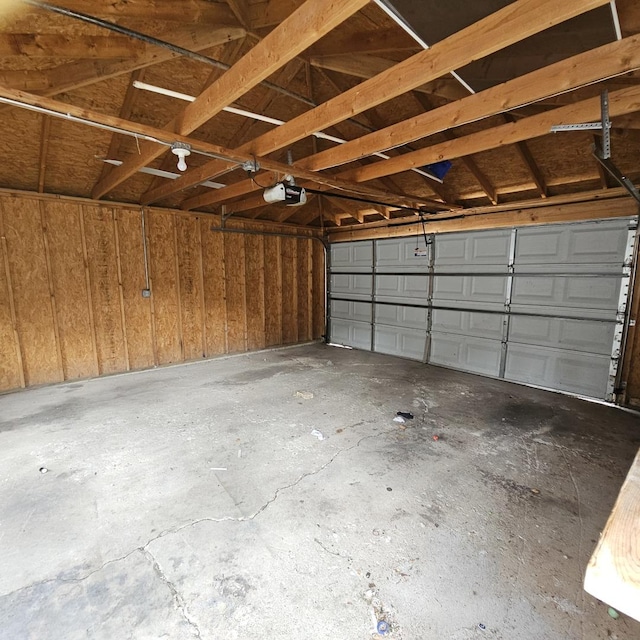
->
0, 343, 639, 639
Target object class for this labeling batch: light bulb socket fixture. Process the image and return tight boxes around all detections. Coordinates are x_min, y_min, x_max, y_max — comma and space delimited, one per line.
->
171, 141, 191, 171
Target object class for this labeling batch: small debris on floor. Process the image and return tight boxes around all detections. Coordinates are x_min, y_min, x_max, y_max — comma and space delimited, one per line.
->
432, 435, 439, 441
393, 416, 406, 424
531, 488, 540, 495
608, 607, 620, 620
396, 411, 414, 420
295, 390, 314, 400
377, 620, 390, 635
39, 467, 48, 474
386, 487, 393, 492
478, 622, 486, 630
311, 429, 325, 440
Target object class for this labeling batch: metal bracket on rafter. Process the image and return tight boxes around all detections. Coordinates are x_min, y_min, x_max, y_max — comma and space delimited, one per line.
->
551, 90, 612, 158
551, 90, 640, 205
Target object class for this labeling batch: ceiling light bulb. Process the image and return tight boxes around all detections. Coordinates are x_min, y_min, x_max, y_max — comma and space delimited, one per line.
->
171, 142, 191, 172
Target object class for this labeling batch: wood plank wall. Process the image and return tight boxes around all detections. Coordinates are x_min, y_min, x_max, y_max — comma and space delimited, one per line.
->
0, 193, 325, 392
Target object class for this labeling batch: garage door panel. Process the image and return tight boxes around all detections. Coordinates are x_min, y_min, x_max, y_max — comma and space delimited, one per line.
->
434, 229, 510, 268
330, 319, 371, 350
376, 274, 429, 303
330, 273, 372, 300
430, 333, 502, 376
432, 309, 504, 340
376, 237, 430, 272
432, 274, 508, 304
375, 304, 428, 329
505, 344, 611, 398
330, 241, 373, 272
515, 220, 630, 266
374, 325, 426, 360
509, 316, 615, 354
330, 300, 372, 323
511, 275, 621, 310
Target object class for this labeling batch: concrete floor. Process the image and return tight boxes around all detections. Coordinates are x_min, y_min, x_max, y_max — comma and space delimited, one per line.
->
1, 344, 640, 640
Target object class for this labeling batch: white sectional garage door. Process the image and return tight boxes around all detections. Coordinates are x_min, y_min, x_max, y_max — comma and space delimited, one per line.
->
328, 218, 636, 401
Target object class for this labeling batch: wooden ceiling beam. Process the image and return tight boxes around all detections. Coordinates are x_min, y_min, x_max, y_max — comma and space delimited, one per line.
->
241, 0, 609, 164
309, 54, 467, 102
226, 0, 251, 29
23, 0, 239, 23
328, 196, 639, 242
0, 34, 146, 58
160, 0, 604, 202
339, 86, 640, 184
249, 0, 304, 29
141, 38, 247, 198
0, 84, 445, 212
307, 28, 419, 57
411, 93, 496, 205
301, 34, 640, 172
0, 25, 246, 94
502, 113, 548, 198
95, 69, 146, 187
91, 0, 371, 199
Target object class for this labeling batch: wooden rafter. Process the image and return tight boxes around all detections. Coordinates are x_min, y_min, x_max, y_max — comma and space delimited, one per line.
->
0, 34, 146, 58
0, 82, 450, 218
21, 0, 239, 23
502, 114, 548, 198
91, 0, 371, 200
226, 0, 251, 29
309, 54, 467, 102
141, 38, 248, 199
240, 0, 609, 163
153, 0, 611, 209
141, 59, 304, 205
300, 34, 640, 172
307, 28, 419, 57
338, 86, 640, 184
411, 93, 496, 205
250, 0, 304, 29
95, 69, 145, 187
0, 25, 246, 95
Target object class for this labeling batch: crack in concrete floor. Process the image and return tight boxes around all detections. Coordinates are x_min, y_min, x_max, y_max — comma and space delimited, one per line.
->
0, 427, 389, 603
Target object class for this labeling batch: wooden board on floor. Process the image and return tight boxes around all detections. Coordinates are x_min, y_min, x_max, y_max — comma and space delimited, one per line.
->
2, 196, 61, 386
147, 211, 181, 365
585, 448, 640, 621
201, 222, 227, 356
83, 205, 127, 375
42, 201, 97, 380
115, 208, 154, 371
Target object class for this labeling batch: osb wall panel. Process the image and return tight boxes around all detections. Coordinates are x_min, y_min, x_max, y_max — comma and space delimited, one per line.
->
83, 205, 128, 375
114, 208, 154, 371
42, 201, 98, 380
147, 211, 182, 365
0, 196, 61, 386
0, 193, 325, 392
